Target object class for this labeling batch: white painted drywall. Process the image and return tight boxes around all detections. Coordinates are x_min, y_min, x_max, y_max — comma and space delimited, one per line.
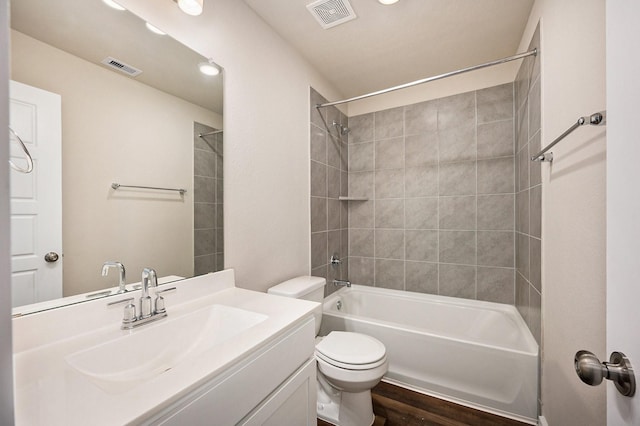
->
11, 30, 222, 296
518, 1, 606, 425
115, 0, 344, 291
0, 0, 14, 422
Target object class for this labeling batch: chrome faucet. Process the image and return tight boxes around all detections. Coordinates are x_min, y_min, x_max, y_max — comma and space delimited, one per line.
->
333, 279, 351, 288
140, 267, 157, 319
108, 267, 175, 330
102, 261, 127, 293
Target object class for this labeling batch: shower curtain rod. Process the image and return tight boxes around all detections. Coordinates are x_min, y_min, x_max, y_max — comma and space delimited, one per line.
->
316, 48, 538, 109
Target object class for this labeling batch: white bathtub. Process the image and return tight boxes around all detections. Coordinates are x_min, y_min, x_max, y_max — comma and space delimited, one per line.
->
320, 285, 539, 424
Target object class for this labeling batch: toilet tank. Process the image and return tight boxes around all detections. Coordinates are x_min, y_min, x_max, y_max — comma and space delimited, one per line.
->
268, 276, 325, 335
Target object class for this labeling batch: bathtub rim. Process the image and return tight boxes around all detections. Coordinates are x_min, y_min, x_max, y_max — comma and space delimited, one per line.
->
322, 285, 539, 356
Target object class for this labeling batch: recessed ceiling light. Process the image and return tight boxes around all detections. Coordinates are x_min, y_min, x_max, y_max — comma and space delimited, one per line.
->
102, 0, 126, 11
177, 0, 204, 16
145, 22, 166, 35
378, 0, 399, 4
199, 62, 219, 76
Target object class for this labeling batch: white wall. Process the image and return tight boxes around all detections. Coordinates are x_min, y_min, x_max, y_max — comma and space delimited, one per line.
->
114, 0, 343, 291
517, 1, 606, 425
0, 0, 14, 422
11, 30, 222, 296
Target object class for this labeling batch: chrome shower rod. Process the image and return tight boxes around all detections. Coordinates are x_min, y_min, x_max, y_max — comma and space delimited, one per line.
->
316, 48, 538, 109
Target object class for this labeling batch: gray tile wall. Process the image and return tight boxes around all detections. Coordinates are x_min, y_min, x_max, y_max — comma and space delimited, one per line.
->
194, 122, 224, 275
515, 24, 542, 345
310, 88, 349, 296
347, 83, 516, 304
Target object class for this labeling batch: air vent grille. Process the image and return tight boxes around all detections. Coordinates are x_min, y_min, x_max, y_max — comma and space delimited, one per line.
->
101, 57, 142, 77
306, 0, 357, 30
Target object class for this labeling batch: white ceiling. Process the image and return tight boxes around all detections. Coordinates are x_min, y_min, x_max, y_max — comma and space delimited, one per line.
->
10, 0, 223, 114
244, 0, 534, 100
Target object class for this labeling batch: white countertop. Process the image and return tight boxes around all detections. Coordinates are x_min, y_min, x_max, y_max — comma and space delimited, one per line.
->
12, 270, 318, 425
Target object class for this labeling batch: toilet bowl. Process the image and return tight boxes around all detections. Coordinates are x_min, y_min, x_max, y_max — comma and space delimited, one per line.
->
315, 331, 388, 425
268, 277, 388, 426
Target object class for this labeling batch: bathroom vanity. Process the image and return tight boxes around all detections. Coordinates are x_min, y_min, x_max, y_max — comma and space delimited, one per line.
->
12, 270, 318, 425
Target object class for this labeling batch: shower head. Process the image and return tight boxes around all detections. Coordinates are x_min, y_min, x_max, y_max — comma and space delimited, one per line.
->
332, 120, 350, 136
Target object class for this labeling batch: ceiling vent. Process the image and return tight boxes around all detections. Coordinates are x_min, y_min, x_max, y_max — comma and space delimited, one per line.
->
306, 0, 357, 30
101, 57, 143, 77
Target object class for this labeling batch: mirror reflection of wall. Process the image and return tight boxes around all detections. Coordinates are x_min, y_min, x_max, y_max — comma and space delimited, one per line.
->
9, 0, 223, 313
193, 123, 224, 275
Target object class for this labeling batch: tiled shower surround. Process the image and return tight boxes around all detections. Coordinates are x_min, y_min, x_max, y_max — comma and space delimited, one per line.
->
310, 46, 541, 319
310, 89, 349, 297
194, 122, 224, 275
345, 84, 517, 303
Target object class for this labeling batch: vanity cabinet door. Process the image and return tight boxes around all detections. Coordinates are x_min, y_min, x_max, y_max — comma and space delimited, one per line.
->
239, 358, 316, 426
145, 317, 315, 426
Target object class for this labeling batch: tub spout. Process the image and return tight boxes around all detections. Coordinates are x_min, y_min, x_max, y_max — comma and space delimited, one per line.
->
333, 279, 351, 288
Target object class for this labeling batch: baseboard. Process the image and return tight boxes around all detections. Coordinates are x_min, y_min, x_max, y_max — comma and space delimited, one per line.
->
538, 416, 549, 426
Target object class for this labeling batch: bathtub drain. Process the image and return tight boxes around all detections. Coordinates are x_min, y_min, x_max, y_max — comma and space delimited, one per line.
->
336, 300, 342, 310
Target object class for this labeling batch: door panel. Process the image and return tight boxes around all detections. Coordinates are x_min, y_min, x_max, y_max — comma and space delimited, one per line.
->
9, 80, 62, 305
606, 0, 640, 423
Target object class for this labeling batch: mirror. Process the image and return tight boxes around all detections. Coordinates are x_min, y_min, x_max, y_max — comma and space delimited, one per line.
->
9, 0, 224, 314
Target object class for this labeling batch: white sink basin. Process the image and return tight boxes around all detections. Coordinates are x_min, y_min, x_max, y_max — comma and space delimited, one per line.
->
65, 304, 268, 394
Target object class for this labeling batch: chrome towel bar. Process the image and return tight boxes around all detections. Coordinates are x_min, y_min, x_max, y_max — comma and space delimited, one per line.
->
111, 183, 186, 195
531, 111, 606, 163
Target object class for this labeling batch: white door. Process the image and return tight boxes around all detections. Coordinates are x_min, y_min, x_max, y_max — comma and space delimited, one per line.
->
606, 1, 640, 424
9, 80, 62, 307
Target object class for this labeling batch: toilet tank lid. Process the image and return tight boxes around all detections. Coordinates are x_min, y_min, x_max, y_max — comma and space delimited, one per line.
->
268, 276, 326, 298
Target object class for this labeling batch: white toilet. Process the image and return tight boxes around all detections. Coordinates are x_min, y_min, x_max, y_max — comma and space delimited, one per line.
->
268, 276, 388, 426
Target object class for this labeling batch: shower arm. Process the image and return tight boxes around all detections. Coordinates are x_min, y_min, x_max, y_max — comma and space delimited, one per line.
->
332, 121, 349, 136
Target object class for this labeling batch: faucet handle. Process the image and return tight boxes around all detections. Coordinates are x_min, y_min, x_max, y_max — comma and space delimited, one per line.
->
154, 287, 176, 315
123, 303, 137, 325
107, 297, 137, 325
155, 296, 166, 314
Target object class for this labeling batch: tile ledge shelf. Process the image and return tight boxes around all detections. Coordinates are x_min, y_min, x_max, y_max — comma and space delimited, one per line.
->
338, 196, 369, 201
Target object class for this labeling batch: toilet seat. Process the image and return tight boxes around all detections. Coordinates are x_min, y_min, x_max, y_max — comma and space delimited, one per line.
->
315, 331, 386, 370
